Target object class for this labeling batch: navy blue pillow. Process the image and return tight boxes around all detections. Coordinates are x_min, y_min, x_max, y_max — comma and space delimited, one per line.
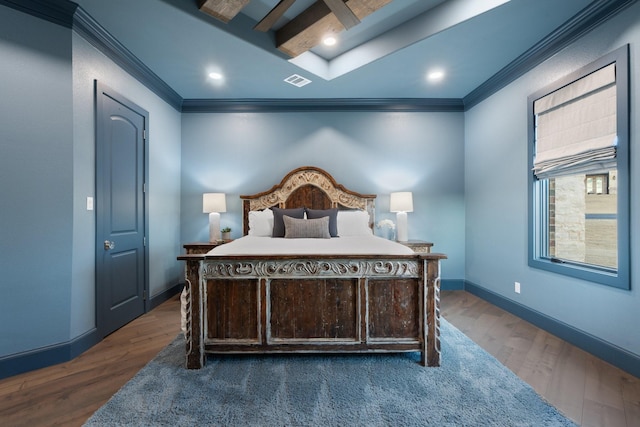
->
271, 207, 305, 237
305, 208, 338, 237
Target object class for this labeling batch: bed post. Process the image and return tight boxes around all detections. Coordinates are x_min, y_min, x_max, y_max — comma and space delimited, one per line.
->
181, 255, 205, 369
422, 253, 446, 367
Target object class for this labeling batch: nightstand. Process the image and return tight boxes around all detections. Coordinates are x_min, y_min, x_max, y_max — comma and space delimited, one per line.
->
183, 241, 231, 254
397, 240, 433, 253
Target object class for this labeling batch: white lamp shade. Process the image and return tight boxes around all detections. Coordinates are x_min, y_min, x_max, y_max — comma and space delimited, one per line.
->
390, 192, 413, 213
203, 193, 226, 213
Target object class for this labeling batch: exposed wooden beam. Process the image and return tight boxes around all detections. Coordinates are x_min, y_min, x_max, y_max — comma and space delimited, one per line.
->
276, 0, 392, 57
254, 0, 297, 32
198, 0, 250, 23
322, 0, 360, 29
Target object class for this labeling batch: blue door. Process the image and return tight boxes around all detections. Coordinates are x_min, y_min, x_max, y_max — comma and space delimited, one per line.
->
95, 82, 148, 337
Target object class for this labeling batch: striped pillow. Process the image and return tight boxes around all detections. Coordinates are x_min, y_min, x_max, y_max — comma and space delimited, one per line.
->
283, 215, 331, 239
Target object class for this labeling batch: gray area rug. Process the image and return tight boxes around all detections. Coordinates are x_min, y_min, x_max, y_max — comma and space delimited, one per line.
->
84, 320, 576, 426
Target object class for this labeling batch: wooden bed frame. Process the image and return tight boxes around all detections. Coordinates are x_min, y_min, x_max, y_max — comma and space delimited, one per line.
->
178, 166, 446, 369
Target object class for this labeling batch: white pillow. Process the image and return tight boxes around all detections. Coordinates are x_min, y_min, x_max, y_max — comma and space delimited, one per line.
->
248, 209, 274, 236
337, 210, 372, 236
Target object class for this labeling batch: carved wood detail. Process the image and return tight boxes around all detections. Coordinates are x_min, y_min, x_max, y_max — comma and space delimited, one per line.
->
202, 258, 419, 278
184, 260, 204, 369
179, 253, 446, 369
424, 256, 442, 367
241, 166, 376, 235
245, 168, 370, 210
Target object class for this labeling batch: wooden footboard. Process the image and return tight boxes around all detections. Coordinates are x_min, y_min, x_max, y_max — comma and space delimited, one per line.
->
178, 253, 446, 369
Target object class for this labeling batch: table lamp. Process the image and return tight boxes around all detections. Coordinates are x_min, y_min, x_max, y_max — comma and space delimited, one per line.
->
390, 191, 413, 242
203, 193, 226, 242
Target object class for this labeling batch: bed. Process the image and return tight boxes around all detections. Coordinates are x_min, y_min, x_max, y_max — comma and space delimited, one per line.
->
178, 166, 446, 369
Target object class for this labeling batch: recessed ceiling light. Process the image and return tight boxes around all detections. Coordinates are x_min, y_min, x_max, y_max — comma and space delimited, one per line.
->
322, 36, 337, 47
208, 72, 223, 80
427, 70, 445, 82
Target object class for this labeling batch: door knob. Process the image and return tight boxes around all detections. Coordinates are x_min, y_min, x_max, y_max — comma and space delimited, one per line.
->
104, 240, 115, 250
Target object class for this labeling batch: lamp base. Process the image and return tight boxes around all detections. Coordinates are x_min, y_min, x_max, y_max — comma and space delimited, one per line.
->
209, 212, 221, 242
396, 211, 408, 242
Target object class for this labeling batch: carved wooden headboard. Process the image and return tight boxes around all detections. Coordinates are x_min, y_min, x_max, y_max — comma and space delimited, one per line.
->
240, 166, 376, 235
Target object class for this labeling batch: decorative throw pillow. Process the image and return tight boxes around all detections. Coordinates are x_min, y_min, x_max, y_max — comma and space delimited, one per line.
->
305, 208, 338, 237
336, 210, 372, 236
271, 207, 305, 237
247, 209, 274, 237
283, 215, 331, 239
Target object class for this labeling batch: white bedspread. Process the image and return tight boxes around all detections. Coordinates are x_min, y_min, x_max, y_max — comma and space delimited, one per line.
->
206, 235, 414, 256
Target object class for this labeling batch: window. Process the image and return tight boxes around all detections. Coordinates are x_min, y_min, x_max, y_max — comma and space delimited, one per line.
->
585, 173, 609, 195
528, 46, 630, 289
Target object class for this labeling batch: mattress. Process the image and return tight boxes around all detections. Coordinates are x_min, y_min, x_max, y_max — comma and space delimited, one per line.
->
206, 235, 415, 256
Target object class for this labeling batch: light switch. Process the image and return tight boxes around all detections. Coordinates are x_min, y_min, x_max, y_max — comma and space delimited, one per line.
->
87, 196, 94, 211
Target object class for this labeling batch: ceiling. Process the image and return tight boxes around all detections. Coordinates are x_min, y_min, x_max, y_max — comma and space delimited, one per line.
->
71, 0, 595, 101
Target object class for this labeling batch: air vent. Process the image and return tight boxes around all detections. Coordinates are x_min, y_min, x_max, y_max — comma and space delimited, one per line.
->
284, 74, 312, 87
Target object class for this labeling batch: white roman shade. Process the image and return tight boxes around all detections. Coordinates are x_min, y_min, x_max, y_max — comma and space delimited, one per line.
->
533, 63, 617, 179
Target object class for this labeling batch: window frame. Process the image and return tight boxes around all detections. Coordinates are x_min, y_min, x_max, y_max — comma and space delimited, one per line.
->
527, 45, 630, 290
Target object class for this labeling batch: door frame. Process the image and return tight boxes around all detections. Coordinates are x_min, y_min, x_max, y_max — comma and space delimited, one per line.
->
94, 80, 150, 338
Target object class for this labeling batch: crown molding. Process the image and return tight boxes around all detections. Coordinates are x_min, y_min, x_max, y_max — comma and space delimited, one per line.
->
0, 0, 182, 111
181, 98, 465, 113
2, 0, 636, 113
72, 6, 182, 110
0, 0, 77, 27
463, 0, 638, 109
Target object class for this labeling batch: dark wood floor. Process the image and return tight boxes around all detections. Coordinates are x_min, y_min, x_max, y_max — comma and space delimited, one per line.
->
441, 291, 640, 427
1, 291, 638, 427
0, 296, 182, 426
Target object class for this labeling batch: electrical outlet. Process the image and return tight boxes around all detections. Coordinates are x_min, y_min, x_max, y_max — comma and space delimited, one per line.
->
86, 196, 94, 211
514, 282, 521, 294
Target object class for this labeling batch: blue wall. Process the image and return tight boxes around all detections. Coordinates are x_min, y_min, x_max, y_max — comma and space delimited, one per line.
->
0, 4, 183, 361
464, 2, 640, 358
180, 111, 466, 280
0, 7, 74, 357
